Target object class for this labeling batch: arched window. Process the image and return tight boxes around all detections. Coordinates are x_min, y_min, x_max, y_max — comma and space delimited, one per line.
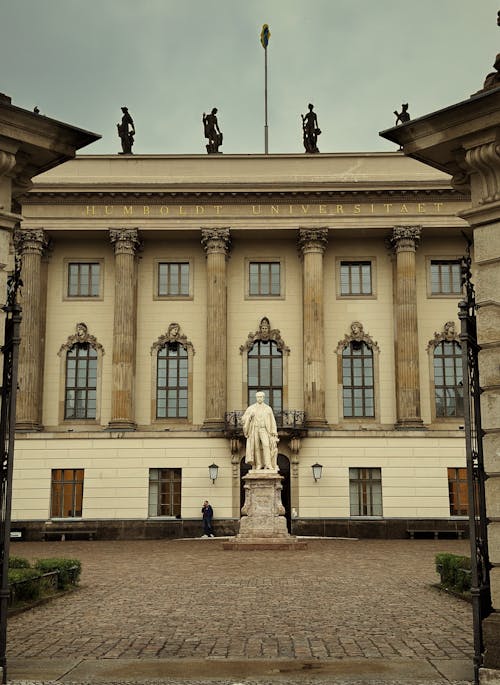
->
157, 342, 188, 419
342, 341, 374, 418
65, 344, 98, 419
248, 339, 283, 412
433, 341, 463, 417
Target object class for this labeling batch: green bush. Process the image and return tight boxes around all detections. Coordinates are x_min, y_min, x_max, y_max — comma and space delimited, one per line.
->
8, 568, 41, 603
34, 558, 81, 589
435, 553, 471, 593
8, 556, 31, 569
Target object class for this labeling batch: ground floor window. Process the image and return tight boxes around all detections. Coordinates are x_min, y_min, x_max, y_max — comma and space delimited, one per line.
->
448, 467, 469, 516
349, 467, 382, 516
50, 469, 84, 518
148, 468, 181, 517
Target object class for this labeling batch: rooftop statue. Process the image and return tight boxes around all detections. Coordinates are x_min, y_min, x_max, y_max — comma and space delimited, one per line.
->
301, 103, 321, 153
393, 103, 410, 125
117, 106, 135, 155
203, 107, 223, 154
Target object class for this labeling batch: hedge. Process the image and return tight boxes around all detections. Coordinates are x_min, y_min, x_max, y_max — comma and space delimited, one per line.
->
435, 552, 471, 594
34, 558, 82, 589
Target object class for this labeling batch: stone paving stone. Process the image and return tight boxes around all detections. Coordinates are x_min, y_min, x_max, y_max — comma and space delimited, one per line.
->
6, 538, 473, 682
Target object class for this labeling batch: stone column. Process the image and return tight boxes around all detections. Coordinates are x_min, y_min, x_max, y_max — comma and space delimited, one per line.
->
390, 225, 424, 429
201, 228, 231, 430
298, 228, 328, 428
108, 228, 140, 431
0, 149, 18, 310
14, 229, 48, 431
201, 228, 231, 429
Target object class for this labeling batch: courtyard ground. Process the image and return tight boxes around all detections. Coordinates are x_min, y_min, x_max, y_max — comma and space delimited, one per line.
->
6, 538, 473, 684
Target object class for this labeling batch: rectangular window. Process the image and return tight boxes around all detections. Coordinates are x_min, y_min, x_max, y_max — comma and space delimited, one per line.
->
430, 260, 461, 295
148, 468, 181, 517
340, 261, 372, 296
68, 263, 100, 297
448, 467, 469, 516
158, 262, 190, 297
349, 467, 382, 516
65, 345, 98, 420
249, 261, 281, 296
50, 469, 84, 518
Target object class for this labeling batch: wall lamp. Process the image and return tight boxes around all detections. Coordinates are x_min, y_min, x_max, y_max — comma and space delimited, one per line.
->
311, 462, 323, 482
208, 463, 219, 484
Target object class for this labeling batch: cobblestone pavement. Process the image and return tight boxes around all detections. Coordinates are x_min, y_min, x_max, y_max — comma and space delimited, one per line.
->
7, 538, 473, 683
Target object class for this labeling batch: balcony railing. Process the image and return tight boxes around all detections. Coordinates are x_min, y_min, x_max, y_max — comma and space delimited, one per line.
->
224, 410, 306, 436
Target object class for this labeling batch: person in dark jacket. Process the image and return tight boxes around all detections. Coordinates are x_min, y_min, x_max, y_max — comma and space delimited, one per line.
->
201, 500, 214, 537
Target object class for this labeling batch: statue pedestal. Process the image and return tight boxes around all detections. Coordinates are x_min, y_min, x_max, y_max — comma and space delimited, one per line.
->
223, 471, 307, 551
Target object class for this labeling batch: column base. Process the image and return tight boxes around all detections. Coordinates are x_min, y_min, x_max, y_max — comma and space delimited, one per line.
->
106, 420, 136, 431
305, 418, 329, 430
15, 421, 43, 432
202, 419, 225, 431
395, 419, 426, 431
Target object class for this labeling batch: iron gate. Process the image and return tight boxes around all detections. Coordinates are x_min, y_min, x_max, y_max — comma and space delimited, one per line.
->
459, 250, 492, 685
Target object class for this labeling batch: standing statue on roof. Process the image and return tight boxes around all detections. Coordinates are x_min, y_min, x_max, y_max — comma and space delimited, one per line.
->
203, 108, 223, 154
117, 106, 135, 155
393, 103, 410, 125
301, 103, 321, 153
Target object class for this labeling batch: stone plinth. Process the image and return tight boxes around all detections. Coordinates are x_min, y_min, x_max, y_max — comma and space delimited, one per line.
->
222, 471, 307, 551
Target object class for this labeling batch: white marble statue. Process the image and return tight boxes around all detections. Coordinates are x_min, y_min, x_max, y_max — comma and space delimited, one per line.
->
242, 391, 279, 471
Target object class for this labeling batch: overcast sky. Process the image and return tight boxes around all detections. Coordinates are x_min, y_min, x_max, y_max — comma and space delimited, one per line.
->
1, 1, 498, 156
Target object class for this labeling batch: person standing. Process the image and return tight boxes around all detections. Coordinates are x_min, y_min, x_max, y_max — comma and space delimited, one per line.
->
201, 500, 214, 537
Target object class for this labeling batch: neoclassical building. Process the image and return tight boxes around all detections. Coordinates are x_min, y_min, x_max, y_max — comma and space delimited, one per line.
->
11, 152, 472, 538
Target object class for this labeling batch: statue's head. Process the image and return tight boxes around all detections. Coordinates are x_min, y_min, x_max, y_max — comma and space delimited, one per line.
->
76, 322, 88, 339
167, 322, 180, 340
308, 103, 314, 111
121, 106, 128, 113
259, 317, 271, 336
255, 391, 265, 404
402, 103, 408, 111
211, 108, 218, 114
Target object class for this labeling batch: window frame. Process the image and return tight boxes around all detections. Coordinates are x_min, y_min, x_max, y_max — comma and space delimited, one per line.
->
247, 339, 284, 413
433, 340, 464, 419
341, 341, 375, 419
154, 259, 193, 300
63, 259, 104, 301
349, 467, 383, 517
156, 342, 189, 419
50, 468, 84, 519
245, 258, 285, 300
426, 257, 462, 298
148, 468, 182, 518
64, 343, 98, 420
336, 258, 376, 299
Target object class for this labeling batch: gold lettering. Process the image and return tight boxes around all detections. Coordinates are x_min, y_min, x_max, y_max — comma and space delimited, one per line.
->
85, 206, 96, 216
143, 206, 150, 216
370, 204, 375, 214
160, 206, 169, 215
434, 202, 443, 212
271, 205, 280, 215
384, 203, 393, 213
252, 205, 262, 215
301, 205, 310, 214
336, 204, 344, 214
195, 206, 205, 215
104, 206, 113, 216
400, 204, 409, 214
289, 205, 294, 215
214, 205, 222, 215
319, 205, 327, 214
178, 206, 186, 216
418, 203, 426, 213
353, 204, 361, 214
123, 206, 133, 216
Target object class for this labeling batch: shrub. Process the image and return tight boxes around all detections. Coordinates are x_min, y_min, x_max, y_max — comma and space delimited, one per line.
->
8, 556, 31, 569
34, 558, 81, 589
8, 568, 41, 603
435, 553, 471, 594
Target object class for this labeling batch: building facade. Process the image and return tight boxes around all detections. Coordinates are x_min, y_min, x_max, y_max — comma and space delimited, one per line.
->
11, 152, 472, 539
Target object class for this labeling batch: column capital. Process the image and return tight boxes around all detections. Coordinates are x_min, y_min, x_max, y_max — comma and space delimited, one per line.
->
200, 227, 231, 256
297, 228, 328, 255
109, 228, 141, 255
389, 225, 421, 253
461, 141, 500, 205
0, 150, 16, 177
14, 228, 49, 256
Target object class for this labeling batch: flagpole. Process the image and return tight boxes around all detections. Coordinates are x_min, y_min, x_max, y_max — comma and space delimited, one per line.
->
264, 45, 268, 154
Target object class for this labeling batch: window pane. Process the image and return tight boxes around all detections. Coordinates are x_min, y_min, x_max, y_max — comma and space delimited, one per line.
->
340, 262, 371, 296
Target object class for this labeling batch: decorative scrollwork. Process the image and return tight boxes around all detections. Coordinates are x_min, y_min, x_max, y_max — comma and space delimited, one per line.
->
58, 323, 104, 356
239, 316, 290, 355
336, 321, 379, 353
151, 323, 194, 354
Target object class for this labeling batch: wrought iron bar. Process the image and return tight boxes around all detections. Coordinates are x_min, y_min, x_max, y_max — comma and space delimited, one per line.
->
459, 252, 492, 685
224, 410, 306, 434
0, 259, 22, 684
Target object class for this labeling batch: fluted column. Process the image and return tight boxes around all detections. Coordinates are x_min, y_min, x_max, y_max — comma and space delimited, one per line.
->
201, 228, 231, 429
390, 225, 424, 429
108, 228, 140, 430
298, 228, 328, 428
0, 150, 18, 310
14, 229, 48, 431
